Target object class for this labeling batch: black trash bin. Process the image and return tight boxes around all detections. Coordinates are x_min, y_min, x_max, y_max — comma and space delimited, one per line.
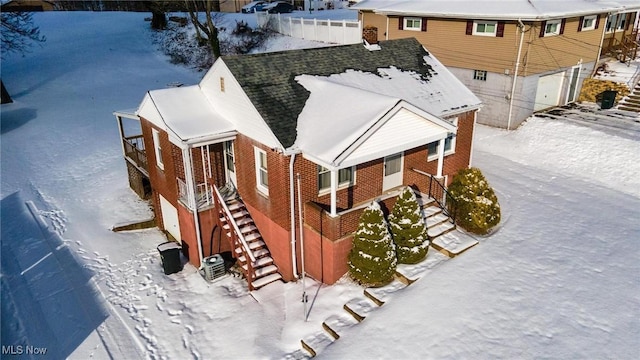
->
157, 241, 183, 275
600, 90, 617, 109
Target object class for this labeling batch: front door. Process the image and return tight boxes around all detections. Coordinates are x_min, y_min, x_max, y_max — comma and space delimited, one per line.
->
383, 152, 403, 191
566, 66, 581, 103
223, 141, 237, 187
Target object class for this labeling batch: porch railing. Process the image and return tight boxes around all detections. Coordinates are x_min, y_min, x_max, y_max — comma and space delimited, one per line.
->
123, 135, 148, 173
177, 178, 214, 210
412, 168, 457, 225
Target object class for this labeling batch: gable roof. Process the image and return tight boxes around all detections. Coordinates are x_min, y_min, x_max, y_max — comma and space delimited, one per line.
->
353, 0, 640, 21
219, 37, 480, 149
295, 75, 456, 168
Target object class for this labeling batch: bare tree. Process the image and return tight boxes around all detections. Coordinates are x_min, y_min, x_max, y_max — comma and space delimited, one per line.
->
184, 0, 221, 59
1, 12, 46, 58
1, 11, 46, 104
146, 1, 169, 30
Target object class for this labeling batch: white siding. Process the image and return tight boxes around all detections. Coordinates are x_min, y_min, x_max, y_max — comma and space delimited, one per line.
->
340, 108, 449, 168
200, 61, 283, 150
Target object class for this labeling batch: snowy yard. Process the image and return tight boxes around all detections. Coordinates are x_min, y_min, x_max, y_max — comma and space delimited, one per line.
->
1, 11, 639, 359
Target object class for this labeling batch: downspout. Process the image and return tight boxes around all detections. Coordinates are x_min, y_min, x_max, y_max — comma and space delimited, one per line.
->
297, 173, 307, 321
468, 109, 479, 167
289, 152, 299, 279
507, 19, 526, 131
592, 14, 609, 77
184, 146, 205, 268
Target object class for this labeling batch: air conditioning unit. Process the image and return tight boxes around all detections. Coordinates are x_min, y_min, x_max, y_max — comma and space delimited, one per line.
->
203, 254, 226, 281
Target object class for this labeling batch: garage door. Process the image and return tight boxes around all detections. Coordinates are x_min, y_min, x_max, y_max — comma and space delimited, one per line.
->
534, 72, 564, 111
159, 195, 181, 242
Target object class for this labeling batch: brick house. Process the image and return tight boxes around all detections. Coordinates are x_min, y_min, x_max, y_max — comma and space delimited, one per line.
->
114, 38, 481, 289
353, 0, 639, 129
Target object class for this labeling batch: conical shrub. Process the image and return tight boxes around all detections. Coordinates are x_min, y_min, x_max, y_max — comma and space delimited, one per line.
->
348, 201, 397, 286
389, 187, 429, 264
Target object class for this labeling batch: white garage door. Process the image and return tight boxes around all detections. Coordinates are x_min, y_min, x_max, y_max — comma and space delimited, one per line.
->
159, 195, 181, 242
534, 72, 565, 111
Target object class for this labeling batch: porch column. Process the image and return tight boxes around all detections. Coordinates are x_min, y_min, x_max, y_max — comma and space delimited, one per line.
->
330, 169, 338, 217
115, 115, 126, 157
436, 138, 445, 178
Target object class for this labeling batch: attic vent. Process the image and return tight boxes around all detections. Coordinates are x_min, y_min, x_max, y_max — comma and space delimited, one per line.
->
220, 77, 225, 92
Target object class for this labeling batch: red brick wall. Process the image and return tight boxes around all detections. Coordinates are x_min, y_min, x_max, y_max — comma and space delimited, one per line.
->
302, 226, 354, 284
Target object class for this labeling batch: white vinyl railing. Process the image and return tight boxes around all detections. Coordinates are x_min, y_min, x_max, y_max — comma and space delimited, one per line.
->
256, 13, 362, 45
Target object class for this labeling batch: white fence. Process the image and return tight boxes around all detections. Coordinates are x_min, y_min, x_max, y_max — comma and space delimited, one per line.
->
256, 13, 362, 45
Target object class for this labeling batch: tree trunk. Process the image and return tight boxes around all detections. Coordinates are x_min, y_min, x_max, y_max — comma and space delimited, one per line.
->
151, 10, 167, 30
1, 80, 13, 104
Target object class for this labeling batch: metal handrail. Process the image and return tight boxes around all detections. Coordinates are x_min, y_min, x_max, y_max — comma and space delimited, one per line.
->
411, 168, 457, 225
212, 184, 256, 263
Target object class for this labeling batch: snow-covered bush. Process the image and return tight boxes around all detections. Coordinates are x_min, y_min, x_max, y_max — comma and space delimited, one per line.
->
348, 202, 397, 286
389, 187, 429, 264
448, 167, 501, 235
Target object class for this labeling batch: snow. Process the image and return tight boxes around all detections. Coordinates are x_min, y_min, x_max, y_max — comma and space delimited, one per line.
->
353, 0, 640, 20
2, 10, 639, 360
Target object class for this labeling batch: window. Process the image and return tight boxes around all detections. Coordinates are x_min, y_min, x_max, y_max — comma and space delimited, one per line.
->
399, 16, 426, 31
427, 118, 458, 161
318, 166, 355, 193
473, 21, 497, 36
474, 70, 487, 81
254, 147, 268, 195
544, 19, 562, 36
607, 13, 627, 32
580, 15, 597, 31
404, 17, 422, 31
152, 128, 164, 170
224, 141, 234, 172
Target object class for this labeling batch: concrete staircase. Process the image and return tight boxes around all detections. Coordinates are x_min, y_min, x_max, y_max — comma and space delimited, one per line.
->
618, 82, 640, 112
415, 192, 456, 246
219, 198, 282, 290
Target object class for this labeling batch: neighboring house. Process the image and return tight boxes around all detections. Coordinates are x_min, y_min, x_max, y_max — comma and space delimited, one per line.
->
0, 0, 55, 11
353, 0, 640, 129
114, 38, 481, 289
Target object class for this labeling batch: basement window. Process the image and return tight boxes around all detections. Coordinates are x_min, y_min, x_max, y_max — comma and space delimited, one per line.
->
474, 70, 487, 81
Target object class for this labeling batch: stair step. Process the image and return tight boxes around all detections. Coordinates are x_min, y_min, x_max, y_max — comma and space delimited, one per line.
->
426, 212, 450, 227
239, 224, 257, 234
422, 206, 442, 218
251, 272, 283, 289
227, 201, 244, 212
238, 248, 271, 263
241, 256, 274, 270
252, 264, 278, 278
617, 105, 640, 112
428, 221, 456, 238
415, 194, 435, 208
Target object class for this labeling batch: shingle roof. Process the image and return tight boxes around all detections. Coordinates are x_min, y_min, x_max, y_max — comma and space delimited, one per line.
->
221, 38, 437, 148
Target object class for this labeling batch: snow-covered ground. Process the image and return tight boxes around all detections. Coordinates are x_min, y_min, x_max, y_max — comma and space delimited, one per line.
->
1, 11, 639, 360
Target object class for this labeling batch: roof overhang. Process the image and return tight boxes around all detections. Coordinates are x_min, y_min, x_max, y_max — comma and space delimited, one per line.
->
301, 101, 456, 170
136, 85, 236, 148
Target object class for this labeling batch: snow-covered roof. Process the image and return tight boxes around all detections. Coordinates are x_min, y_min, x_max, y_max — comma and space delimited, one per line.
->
295, 75, 456, 169
353, 0, 640, 20
136, 85, 235, 146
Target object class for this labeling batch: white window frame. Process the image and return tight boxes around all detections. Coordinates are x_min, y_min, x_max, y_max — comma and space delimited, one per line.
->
403, 17, 422, 31
544, 19, 562, 36
581, 15, 597, 31
152, 128, 164, 170
427, 117, 458, 161
606, 14, 618, 33
472, 20, 497, 36
254, 147, 268, 196
318, 166, 356, 195
473, 70, 488, 81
